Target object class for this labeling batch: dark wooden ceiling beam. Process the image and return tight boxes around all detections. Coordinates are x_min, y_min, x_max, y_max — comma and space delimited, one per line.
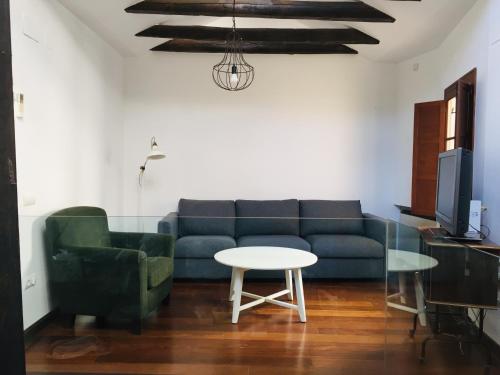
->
137, 25, 379, 44
126, 1, 395, 23
151, 39, 358, 54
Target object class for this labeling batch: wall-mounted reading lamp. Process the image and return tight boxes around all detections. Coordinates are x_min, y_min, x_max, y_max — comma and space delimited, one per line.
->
139, 137, 166, 186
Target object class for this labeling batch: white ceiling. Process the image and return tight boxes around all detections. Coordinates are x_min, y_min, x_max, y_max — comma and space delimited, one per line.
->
58, 0, 478, 62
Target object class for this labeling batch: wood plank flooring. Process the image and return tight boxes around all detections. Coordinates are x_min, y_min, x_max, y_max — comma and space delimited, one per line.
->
25, 281, 498, 375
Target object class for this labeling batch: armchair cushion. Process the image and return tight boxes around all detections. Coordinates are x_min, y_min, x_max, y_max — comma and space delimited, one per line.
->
178, 199, 236, 237
147, 257, 173, 289
237, 235, 311, 251
307, 235, 384, 258
300, 200, 364, 236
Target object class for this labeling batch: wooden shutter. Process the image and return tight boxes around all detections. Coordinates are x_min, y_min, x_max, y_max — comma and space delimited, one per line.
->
411, 101, 447, 217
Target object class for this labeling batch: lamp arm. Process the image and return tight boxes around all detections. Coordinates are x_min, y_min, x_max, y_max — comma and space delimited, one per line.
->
141, 158, 149, 171
139, 158, 149, 186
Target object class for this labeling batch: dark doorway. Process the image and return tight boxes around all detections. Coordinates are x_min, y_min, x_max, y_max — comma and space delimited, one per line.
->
0, 0, 26, 374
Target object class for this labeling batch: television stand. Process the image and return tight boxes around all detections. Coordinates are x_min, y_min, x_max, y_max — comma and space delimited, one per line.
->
426, 227, 483, 243
442, 235, 483, 242
416, 228, 500, 372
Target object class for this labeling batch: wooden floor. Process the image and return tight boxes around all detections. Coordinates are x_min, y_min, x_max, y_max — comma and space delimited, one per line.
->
25, 281, 498, 375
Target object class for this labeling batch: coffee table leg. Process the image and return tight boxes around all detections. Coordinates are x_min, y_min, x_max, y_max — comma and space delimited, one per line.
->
229, 267, 236, 301
398, 272, 407, 304
285, 270, 294, 301
232, 268, 244, 324
414, 272, 427, 327
293, 268, 306, 322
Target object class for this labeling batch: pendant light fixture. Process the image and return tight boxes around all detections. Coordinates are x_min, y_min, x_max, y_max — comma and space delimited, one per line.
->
212, 0, 255, 91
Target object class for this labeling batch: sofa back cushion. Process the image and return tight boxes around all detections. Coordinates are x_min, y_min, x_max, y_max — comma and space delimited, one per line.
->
236, 199, 300, 237
300, 200, 364, 236
178, 199, 235, 237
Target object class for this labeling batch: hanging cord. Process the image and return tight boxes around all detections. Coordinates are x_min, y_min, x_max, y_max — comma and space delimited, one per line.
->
232, 0, 236, 32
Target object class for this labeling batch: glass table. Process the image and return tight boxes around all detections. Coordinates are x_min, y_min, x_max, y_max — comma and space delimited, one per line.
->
387, 249, 439, 328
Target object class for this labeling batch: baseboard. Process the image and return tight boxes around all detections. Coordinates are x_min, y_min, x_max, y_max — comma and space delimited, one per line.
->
24, 309, 59, 349
484, 333, 500, 365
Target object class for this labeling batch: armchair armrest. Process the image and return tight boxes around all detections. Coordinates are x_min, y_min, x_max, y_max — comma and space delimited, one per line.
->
52, 245, 148, 298
51, 244, 149, 320
158, 212, 178, 239
363, 213, 388, 248
59, 245, 147, 264
109, 232, 175, 258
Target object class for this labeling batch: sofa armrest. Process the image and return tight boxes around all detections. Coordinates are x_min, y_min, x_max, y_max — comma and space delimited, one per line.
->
158, 212, 178, 239
363, 213, 388, 248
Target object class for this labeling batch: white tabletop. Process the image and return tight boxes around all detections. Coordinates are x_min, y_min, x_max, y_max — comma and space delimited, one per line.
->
214, 247, 318, 270
388, 249, 438, 272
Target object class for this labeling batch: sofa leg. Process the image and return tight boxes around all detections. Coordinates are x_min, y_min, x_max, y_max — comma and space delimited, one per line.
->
95, 316, 108, 328
162, 294, 171, 306
132, 319, 143, 335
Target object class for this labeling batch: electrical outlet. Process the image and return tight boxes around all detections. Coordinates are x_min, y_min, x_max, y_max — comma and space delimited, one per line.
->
24, 273, 36, 291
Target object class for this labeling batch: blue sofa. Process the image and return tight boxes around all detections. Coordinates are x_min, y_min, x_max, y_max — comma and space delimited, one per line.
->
158, 199, 387, 279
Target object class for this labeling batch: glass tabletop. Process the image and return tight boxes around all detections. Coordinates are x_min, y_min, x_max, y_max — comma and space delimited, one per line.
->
388, 249, 438, 272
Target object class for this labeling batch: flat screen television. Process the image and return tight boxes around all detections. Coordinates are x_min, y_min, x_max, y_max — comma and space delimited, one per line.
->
435, 148, 473, 237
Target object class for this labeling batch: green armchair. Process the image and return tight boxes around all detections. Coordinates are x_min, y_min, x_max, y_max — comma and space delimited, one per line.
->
45, 206, 174, 334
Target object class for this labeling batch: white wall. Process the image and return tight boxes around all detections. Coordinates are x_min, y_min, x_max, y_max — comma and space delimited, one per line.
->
394, 0, 490, 213
122, 54, 398, 219
395, 0, 500, 344
11, 0, 125, 329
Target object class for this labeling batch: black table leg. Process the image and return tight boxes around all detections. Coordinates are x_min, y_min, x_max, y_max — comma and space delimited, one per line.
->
409, 313, 418, 338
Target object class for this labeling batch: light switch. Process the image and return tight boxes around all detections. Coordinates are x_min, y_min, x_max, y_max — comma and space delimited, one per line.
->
14, 92, 24, 118
22, 193, 36, 207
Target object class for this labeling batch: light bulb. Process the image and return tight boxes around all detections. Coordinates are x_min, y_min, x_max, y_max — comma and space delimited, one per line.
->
230, 65, 239, 84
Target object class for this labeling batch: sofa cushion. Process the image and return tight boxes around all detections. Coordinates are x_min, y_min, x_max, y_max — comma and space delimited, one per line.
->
307, 235, 384, 258
236, 199, 299, 237
178, 199, 235, 237
176, 235, 236, 259
237, 235, 311, 251
300, 200, 364, 236
147, 257, 174, 289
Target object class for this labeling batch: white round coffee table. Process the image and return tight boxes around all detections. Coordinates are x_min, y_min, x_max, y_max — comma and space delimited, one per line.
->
214, 247, 318, 324
387, 249, 438, 329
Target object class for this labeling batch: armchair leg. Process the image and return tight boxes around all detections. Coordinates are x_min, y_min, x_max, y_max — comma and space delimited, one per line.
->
61, 313, 76, 329
162, 294, 171, 306
96, 316, 108, 328
132, 319, 143, 335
